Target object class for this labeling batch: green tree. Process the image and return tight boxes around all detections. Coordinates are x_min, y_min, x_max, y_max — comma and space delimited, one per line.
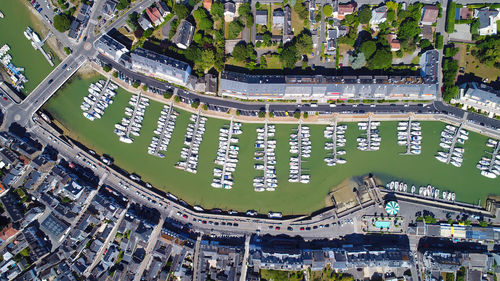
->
258, 111, 266, 118
199, 49, 215, 72
64, 47, 71, 55
163, 92, 173, 99
53, 14, 71, 32
116, 0, 130, 10
446, 2, 456, 33
142, 28, 153, 38
228, 20, 244, 39
293, 0, 308, 20
262, 32, 272, 46
386, 1, 399, 11
386, 9, 396, 23
360, 40, 376, 58
173, 4, 189, 19
303, 112, 308, 118
174, 95, 181, 103
199, 17, 214, 30
191, 101, 200, 108
323, 5, 333, 17
102, 65, 111, 72
142, 85, 148, 91
132, 81, 140, 88
293, 111, 301, 119
112, 71, 118, 78
470, 18, 480, 35
280, 44, 298, 68
295, 32, 313, 55
358, 5, 372, 24
368, 48, 392, 70
238, 3, 253, 26
436, 34, 444, 49
398, 18, 420, 41
210, 2, 224, 19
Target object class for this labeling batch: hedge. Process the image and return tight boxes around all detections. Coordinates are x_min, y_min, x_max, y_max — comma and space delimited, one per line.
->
446, 2, 456, 33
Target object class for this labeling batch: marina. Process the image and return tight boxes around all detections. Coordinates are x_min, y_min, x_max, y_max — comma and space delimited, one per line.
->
435, 124, 468, 167
0, 43, 28, 91
114, 92, 149, 143
23, 26, 53, 66
288, 122, 311, 184
357, 117, 381, 151
324, 117, 347, 167
386, 180, 455, 202
43, 76, 500, 214
397, 116, 422, 155
212, 118, 242, 189
81, 79, 116, 121
148, 102, 178, 158
254, 122, 278, 192
477, 139, 500, 179
175, 111, 207, 174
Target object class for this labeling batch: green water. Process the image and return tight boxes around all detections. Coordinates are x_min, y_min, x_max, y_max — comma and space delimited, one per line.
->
0, 0, 59, 95
45, 74, 500, 214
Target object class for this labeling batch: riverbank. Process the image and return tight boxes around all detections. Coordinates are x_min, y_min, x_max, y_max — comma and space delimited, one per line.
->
42, 72, 500, 214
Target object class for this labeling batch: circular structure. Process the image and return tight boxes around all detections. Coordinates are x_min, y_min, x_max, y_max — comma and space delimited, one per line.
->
385, 201, 400, 215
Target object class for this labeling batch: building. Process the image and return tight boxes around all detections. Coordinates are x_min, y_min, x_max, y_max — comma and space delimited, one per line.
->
256, 10, 268, 26
387, 34, 400, 51
173, 20, 195, 49
457, 7, 472, 20
156, 1, 170, 17
219, 71, 438, 102
272, 9, 285, 28
224, 2, 236, 22
420, 5, 439, 25
68, 20, 81, 39
130, 48, 192, 86
61, 180, 85, 201
283, 5, 293, 42
203, 0, 212, 11
146, 7, 163, 26
455, 82, 500, 118
102, 0, 117, 19
195, 74, 217, 95
370, 6, 387, 25
336, 3, 356, 20
474, 8, 500, 36
40, 213, 70, 242
325, 29, 338, 54
94, 34, 129, 63
138, 13, 153, 30
421, 25, 434, 41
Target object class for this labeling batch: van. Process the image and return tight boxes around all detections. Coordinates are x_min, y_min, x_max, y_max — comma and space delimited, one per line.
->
310, 103, 318, 108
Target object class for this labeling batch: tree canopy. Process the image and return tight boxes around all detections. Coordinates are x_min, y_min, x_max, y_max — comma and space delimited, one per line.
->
358, 5, 372, 24
53, 14, 71, 32
360, 40, 376, 58
173, 4, 189, 19
472, 36, 500, 68
227, 20, 244, 39
368, 48, 392, 70
232, 42, 256, 64
323, 5, 333, 17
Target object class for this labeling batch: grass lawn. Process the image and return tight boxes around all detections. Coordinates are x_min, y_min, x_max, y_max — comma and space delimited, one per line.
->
44, 73, 500, 214
457, 43, 500, 82
264, 55, 282, 69
291, 9, 305, 35
261, 269, 304, 281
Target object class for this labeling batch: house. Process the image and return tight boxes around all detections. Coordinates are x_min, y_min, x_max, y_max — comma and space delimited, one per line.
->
474, 8, 500, 36
146, 7, 163, 26
129, 48, 192, 86
335, 3, 356, 20
138, 13, 153, 30
387, 34, 400, 51
195, 74, 217, 95
94, 34, 129, 63
203, 0, 212, 11
421, 25, 434, 41
256, 10, 268, 26
283, 5, 293, 42
156, 1, 170, 18
456, 7, 472, 20
68, 20, 81, 39
455, 82, 500, 118
103, 0, 117, 19
420, 5, 439, 25
224, 2, 236, 22
370, 6, 387, 25
272, 9, 285, 29
61, 180, 85, 201
173, 19, 195, 49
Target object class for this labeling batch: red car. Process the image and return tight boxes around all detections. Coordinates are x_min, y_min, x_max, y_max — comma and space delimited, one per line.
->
275, 226, 281, 230
182, 214, 188, 219
300, 227, 305, 231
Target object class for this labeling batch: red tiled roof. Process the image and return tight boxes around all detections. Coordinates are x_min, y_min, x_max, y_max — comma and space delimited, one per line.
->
152, 7, 162, 20
421, 5, 439, 24
0, 225, 18, 241
459, 8, 472, 20
203, 0, 212, 11
338, 3, 356, 15
146, 7, 159, 24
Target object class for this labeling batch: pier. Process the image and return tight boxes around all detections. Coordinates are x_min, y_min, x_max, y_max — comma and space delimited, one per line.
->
184, 110, 203, 173
296, 121, 303, 180
220, 116, 235, 184
26, 28, 54, 66
125, 92, 143, 138
487, 141, 500, 173
86, 77, 111, 117
152, 101, 174, 157
331, 116, 338, 161
263, 121, 270, 191
445, 122, 464, 164
405, 115, 413, 155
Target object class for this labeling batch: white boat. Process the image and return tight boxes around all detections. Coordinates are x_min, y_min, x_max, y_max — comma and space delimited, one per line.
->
389, 181, 395, 190
435, 155, 447, 163
411, 185, 415, 193
481, 170, 497, 179
451, 193, 456, 201
451, 160, 462, 167
119, 136, 133, 143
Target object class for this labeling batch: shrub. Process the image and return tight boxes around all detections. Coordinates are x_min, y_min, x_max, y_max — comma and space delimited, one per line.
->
163, 92, 173, 99
102, 65, 111, 72
446, 2, 456, 33
132, 81, 140, 88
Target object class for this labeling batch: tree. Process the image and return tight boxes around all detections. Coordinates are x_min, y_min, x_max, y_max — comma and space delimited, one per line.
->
102, 65, 111, 72
210, 2, 224, 19
227, 20, 244, 39
280, 44, 298, 68
163, 92, 173, 99
199, 49, 215, 72
303, 112, 308, 118
191, 101, 200, 109
386, 9, 396, 23
199, 17, 214, 30
436, 34, 444, 49
64, 47, 71, 55
258, 111, 266, 118
238, 3, 253, 26
349, 52, 366, 69
358, 5, 372, 24
323, 5, 333, 17
295, 32, 313, 55
174, 95, 181, 103
232, 42, 255, 63
127, 12, 139, 31
112, 71, 118, 78
53, 14, 71, 32
398, 18, 420, 41
386, 1, 399, 11
116, 0, 130, 10
446, 1, 456, 33
293, 0, 308, 20
360, 40, 376, 58
420, 39, 431, 50
368, 48, 392, 70
173, 4, 189, 19
185, 45, 202, 63
142, 85, 148, 91
262, 32, 272, 46
293, 111, 301, 119
142, 28, 153, 38
132, 81, 140, 88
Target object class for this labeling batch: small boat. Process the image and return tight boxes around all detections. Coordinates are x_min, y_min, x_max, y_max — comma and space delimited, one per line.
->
481, 170, 497, 179
451, 193, 456, 201
411, 185, 415, 193
389, 181, 395, 190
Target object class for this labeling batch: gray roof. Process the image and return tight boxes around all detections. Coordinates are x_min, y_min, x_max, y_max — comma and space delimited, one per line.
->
130, 48, 192, 86
273, 9, 285, 27
94, 34, 129, 63
256, 10, 268, 25
173, 20, 194, 49
40, 213, 70, 241
219, 71, 437, 100
224, 2, 235, 14
476, 8, 499, 29
138, 13, 153, 30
